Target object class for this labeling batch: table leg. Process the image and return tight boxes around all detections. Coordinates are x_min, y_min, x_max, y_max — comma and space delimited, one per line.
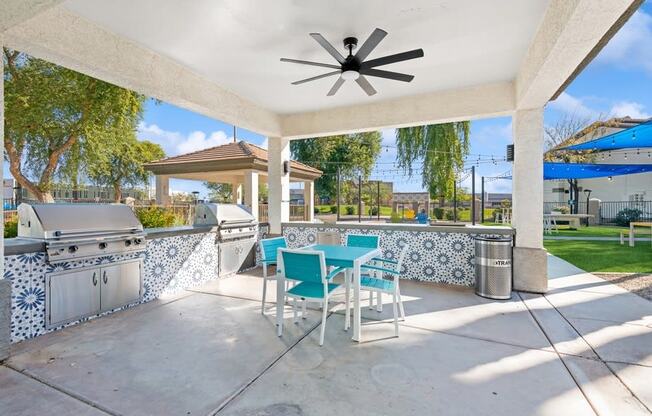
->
629, 223, 635, 247
353, 259, 361, 342
344, 269, 351, 331
276, 272, 285, 336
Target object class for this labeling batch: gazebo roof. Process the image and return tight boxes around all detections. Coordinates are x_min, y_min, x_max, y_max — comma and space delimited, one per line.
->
145, 141, 322, 181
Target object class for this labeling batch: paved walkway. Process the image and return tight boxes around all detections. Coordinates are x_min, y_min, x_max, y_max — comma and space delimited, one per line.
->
1, 258, 650, 415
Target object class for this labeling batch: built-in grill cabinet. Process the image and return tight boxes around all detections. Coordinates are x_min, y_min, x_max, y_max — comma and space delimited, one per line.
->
194, 203, 258, 275
17, 203, 147, 328
46, 260, 142, 328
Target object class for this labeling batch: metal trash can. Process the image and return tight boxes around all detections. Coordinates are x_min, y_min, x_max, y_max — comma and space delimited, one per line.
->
474, 236, 513, 300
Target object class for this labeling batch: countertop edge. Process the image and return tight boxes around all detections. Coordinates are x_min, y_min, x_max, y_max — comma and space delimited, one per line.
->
282, 221, 515, 235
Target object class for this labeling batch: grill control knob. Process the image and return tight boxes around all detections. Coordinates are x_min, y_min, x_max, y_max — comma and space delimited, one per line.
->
134, 238, 143, 245
124, 239, 132, 247
68, 245, 78, 253
99, 242, 107, 250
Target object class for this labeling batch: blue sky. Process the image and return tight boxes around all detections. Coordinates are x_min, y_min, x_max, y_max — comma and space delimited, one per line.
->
8, 2, 651, 198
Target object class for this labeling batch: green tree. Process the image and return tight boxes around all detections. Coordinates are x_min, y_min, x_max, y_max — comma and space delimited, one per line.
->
205, 183, 233, 202
4, 49, 145, 202
395, 122, 470, 198
291, 132, 382, 199
87, 139, 165, 202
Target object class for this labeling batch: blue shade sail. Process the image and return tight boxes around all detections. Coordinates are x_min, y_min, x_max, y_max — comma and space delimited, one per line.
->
544, 162, 652, 180
562, 120, 652, 151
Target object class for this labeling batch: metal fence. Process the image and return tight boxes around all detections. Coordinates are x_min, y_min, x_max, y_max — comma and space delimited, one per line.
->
544, 200, 652, 224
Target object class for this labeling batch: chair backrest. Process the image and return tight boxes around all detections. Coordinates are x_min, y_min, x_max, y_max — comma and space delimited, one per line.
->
346, 234, 380, 248
278, 249, 326, 284
317, 231, 341, 245
260, 237, 287, 262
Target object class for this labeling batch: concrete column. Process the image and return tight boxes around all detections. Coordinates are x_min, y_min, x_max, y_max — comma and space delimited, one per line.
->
244, 170, 259, 220
512, 108, 547, 293
304, 181, 314, 222
231, 182, 243, 205
267, 137, 290, 234
155, 175, 170, 205
0, 35, 9, 361
588, 198, 600, 226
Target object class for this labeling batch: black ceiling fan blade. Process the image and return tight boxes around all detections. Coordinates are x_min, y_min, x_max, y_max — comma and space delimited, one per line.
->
360, 68, 414, 82
280, 58, 341, 70
361, 49, 424, 69
355, 28, 387, 61
291, 70, 340, 85
355, 75, 377, 96
309, 33, 346, 64
327, 77, 345, 96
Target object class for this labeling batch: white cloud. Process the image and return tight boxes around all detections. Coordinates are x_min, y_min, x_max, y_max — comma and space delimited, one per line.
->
597, 10, 652, 75
137, 122, 232, 157
548, 92, 598, 119
609, 101, 650, 119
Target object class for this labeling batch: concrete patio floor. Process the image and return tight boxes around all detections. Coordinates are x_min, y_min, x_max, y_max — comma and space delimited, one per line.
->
1, 256, 650, 416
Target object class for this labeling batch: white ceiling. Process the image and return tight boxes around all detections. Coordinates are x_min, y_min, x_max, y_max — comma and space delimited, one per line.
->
63, 0, 549, 115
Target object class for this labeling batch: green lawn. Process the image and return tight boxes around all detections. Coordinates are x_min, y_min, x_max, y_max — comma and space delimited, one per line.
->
544, 240, 652, 273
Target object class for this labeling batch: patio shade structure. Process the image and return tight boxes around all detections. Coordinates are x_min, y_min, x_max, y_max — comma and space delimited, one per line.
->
543, 162, 652, 180
144, 141, 322, 221
562, 119, 652, 151
0, 0, 645, 295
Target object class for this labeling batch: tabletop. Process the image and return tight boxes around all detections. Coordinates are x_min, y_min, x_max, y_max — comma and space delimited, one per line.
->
303, 244, 379, 267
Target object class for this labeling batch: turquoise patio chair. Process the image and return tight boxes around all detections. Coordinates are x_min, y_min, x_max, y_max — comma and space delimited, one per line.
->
277, 248, 346, 346
360, 244, 409, 336
259, 237, 290, 314
346, 234, 383, 317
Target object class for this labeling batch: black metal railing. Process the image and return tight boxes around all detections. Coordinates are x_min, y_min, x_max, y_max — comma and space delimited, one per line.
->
599, 201, 652, 224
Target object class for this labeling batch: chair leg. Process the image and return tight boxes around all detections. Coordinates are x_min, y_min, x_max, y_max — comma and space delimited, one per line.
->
302, 299, 307, 319
397, 288, 406, 321
320, 297, 329, 346
344, 270, 351, 330
392, 291, 399, 337
261, 265, 267, 314
293, 298, 298, 323
376, 290, 382, 312
369, 290, 374, 310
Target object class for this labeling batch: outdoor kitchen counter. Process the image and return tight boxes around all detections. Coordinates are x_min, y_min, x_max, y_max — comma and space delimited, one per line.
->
281, 222, 514, 287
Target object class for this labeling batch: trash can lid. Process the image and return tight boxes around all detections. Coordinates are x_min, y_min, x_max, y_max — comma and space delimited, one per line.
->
474, 235, 512, 242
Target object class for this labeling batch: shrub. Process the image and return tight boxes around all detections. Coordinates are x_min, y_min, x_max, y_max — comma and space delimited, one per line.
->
345, 206, 355, 215
4, 219, 18, 238
330, 205, 338, 214
432, 207, 444, 219
615, 208, 642, 227
444, 208, 455, 221
552, 205, 570, 214
313, 207, 320, 214
368, 206, 379, 216
135, 206, 177, 228
390, 211, 401, 223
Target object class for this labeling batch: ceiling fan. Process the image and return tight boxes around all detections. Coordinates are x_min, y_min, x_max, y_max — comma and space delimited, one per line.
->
280, 28, 424, 96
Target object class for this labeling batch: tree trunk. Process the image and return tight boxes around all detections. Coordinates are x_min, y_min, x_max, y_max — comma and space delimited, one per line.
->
113, 182, 122, 203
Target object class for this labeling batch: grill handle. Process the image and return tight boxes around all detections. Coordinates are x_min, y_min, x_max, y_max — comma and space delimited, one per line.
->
53, 227, 142, 238
103, 271, 108, 284
92, 272, 98, 286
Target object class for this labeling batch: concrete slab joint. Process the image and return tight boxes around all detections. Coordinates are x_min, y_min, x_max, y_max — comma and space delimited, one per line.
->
513, 247, 548, 293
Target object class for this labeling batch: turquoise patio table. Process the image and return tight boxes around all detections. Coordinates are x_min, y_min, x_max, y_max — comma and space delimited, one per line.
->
276, 244, 381, 342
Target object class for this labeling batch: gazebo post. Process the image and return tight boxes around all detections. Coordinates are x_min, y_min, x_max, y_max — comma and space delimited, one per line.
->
303, 181, 314, 222
244, 170, 259, 220
267, 137, 290, 234
155, 175, 170, 206
231, 182, 243, 204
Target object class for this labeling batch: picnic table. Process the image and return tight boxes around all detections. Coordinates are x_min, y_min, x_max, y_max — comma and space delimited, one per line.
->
543, 213, 593, 233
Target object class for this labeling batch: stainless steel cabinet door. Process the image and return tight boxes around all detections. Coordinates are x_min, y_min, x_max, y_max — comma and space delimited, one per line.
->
100, 261, 142, 312
219, 240, 255, 276
48, 268, 100, 327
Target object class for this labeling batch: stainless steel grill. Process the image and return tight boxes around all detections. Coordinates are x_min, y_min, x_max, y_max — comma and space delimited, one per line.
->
194, 203, 258, 275
18, 203, 147, 263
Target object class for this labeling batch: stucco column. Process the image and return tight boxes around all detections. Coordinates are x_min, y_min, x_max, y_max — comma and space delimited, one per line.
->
231, 182, 243, 205
267, 137, 290, 234
0, 34, 9, 361
244, 170, 259, 220
512, 108, 547, 293
155, 175, 170, 205
304, 181, 314, 222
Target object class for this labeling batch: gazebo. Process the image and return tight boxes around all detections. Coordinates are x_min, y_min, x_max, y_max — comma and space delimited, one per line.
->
144, 141, 322, 221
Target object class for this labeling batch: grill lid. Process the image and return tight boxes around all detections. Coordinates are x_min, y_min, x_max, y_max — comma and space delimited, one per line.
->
18, 203, 143, 240
194, 203, 256, 227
